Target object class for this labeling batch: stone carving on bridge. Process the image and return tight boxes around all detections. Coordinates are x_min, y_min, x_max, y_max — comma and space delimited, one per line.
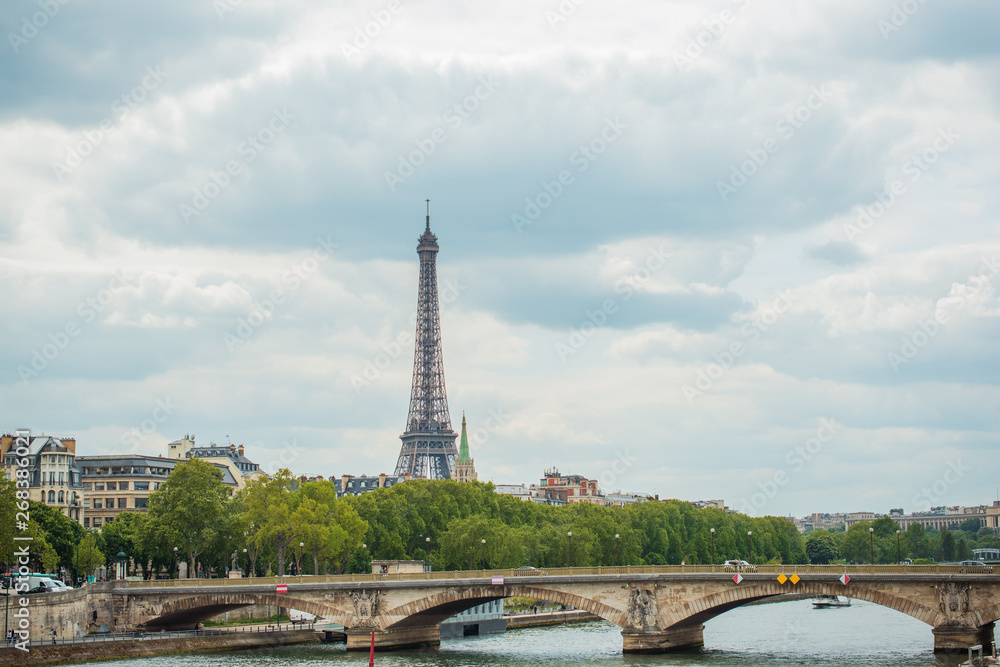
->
938, 583, 971, 621
626, 587, 658, 629
350, 590, 383, 627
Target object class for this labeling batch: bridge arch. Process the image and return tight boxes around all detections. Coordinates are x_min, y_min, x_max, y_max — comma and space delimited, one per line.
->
380, 584, 627, 630
660, 581, 941, 630
143, 593, 351, 630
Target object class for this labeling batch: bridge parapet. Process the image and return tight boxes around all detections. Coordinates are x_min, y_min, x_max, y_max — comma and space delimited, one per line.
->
116, 563, 995, 589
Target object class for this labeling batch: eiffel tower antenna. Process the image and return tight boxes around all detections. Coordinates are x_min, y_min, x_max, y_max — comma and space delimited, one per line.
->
393, 202, 458, 479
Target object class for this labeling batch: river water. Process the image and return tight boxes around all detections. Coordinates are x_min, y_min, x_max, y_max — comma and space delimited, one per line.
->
56, 599, 981, 666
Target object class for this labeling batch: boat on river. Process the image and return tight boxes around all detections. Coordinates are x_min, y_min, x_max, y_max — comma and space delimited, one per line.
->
812, 595, 851, 608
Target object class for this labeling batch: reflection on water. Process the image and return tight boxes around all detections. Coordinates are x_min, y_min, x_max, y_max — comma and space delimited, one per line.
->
55, 599, 983, 667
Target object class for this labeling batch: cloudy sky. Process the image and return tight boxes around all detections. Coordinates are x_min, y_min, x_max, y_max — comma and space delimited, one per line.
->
2, 0, 998, 518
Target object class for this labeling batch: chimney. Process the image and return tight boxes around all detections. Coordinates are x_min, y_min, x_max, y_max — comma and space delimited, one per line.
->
238, 444, 245, 456
379, 472, 387, 488
230, 443, 236, 452
342, 474, 352, 491
60, 438, 76, 454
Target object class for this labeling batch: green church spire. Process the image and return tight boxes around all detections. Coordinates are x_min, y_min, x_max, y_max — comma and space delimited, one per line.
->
458, 412, 471, 464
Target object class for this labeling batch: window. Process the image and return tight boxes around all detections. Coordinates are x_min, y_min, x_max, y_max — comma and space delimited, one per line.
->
71, 492, 77, 504
83, 499, 91, 508
48, 472, 55, 485
47, 490, 55, 502
106, 482, 117, 491
118, 498, 127, 508
93, 517, 102, 527
134, 497, 148, 509
134, 482, 149, 491
83, 482, 92, 491
94, 482, 104, 491
93, 499, 103, 509
58, 491, 64, 503
58, 472, 65, 485
83, 517, 90, 528
118, 481, 128, 491
154, 482, 160, 490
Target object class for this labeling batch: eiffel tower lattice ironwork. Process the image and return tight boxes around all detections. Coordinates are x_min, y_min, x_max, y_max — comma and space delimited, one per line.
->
394, 201, 459, 479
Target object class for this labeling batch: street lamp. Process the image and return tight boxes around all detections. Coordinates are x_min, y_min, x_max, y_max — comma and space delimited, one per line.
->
710, 528, 716, 567
173, 546, 179, 579
869, 527, 875, 565
747, 531, 753, 564
895, 530, 901, 564
567, 532, 573, 568
298, 542, 305, 576
615, 534, 620, 567
481, 539, 486, 570
242, 548, 248, 577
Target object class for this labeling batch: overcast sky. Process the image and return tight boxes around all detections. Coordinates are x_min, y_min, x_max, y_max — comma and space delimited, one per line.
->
2, 0, 998, 518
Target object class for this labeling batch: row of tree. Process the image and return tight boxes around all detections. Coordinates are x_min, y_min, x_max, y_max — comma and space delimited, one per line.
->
6, 463, 998, 581
804, 517, 999, 565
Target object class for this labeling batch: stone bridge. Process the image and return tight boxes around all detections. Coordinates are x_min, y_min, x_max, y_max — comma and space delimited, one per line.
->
39, 565, 1000, 654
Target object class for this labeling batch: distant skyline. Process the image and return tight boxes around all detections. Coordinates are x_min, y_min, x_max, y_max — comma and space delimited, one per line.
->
1, 1, 998, 517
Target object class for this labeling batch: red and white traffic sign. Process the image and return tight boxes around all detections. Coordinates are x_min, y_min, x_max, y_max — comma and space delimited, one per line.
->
733, 574, 743, 584
491, 575, 504, 585
839, 574, 850, 586
276, 584, 288, 593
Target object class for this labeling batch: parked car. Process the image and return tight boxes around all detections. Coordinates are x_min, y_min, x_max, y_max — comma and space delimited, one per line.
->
959, 560, 988, 568
723, 560, 757, 572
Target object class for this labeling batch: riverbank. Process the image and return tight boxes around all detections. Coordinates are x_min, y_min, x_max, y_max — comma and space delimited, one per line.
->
506, 610, 599, 628
0, 629, 319, 666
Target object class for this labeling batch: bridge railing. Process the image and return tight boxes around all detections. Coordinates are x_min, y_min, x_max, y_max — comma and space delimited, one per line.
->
114, 563, 994, 589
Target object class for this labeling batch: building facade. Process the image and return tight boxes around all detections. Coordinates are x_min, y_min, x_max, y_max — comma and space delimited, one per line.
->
77, 454, 237, 528
336, 473, 409, 497
167, 435, 262, 488
1, 431, 84, 524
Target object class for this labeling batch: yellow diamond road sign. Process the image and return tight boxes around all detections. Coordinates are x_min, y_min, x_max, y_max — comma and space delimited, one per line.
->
790, 574, 800, 585
777, 574, 787, 584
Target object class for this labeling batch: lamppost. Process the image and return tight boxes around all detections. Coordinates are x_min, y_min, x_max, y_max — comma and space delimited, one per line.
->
567, 532, 573, 567
710, 528, 716, 567
615, 534, 620, 567
298, 542, 305, 576
895, 530, 901, 564
480, 539, 486, 570
869, 527, 875, 565
116, 552, 127, 580
173, 546, 178, 579
242, 548, 248, 577
425, 537, 431, 564
747, 531, 753, 564
362, 544, 368, 574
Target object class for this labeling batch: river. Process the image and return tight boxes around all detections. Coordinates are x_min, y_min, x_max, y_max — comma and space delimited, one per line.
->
56, 599, 980, 666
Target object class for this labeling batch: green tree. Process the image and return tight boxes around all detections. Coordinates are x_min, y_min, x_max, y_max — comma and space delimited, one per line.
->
242, 469, 297, 576
941, 528, 956, 562
956, 535, 972, 561
145, 457, 231, 575
26, 500, 84, 575
839, 522, 875, 563
101, 512, 151, 578
0, 471, 18, 571
806, 531, 838, 564
74, 533, 105, 578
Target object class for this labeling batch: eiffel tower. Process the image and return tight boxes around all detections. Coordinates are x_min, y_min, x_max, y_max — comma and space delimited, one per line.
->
393, 201, 459, 479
